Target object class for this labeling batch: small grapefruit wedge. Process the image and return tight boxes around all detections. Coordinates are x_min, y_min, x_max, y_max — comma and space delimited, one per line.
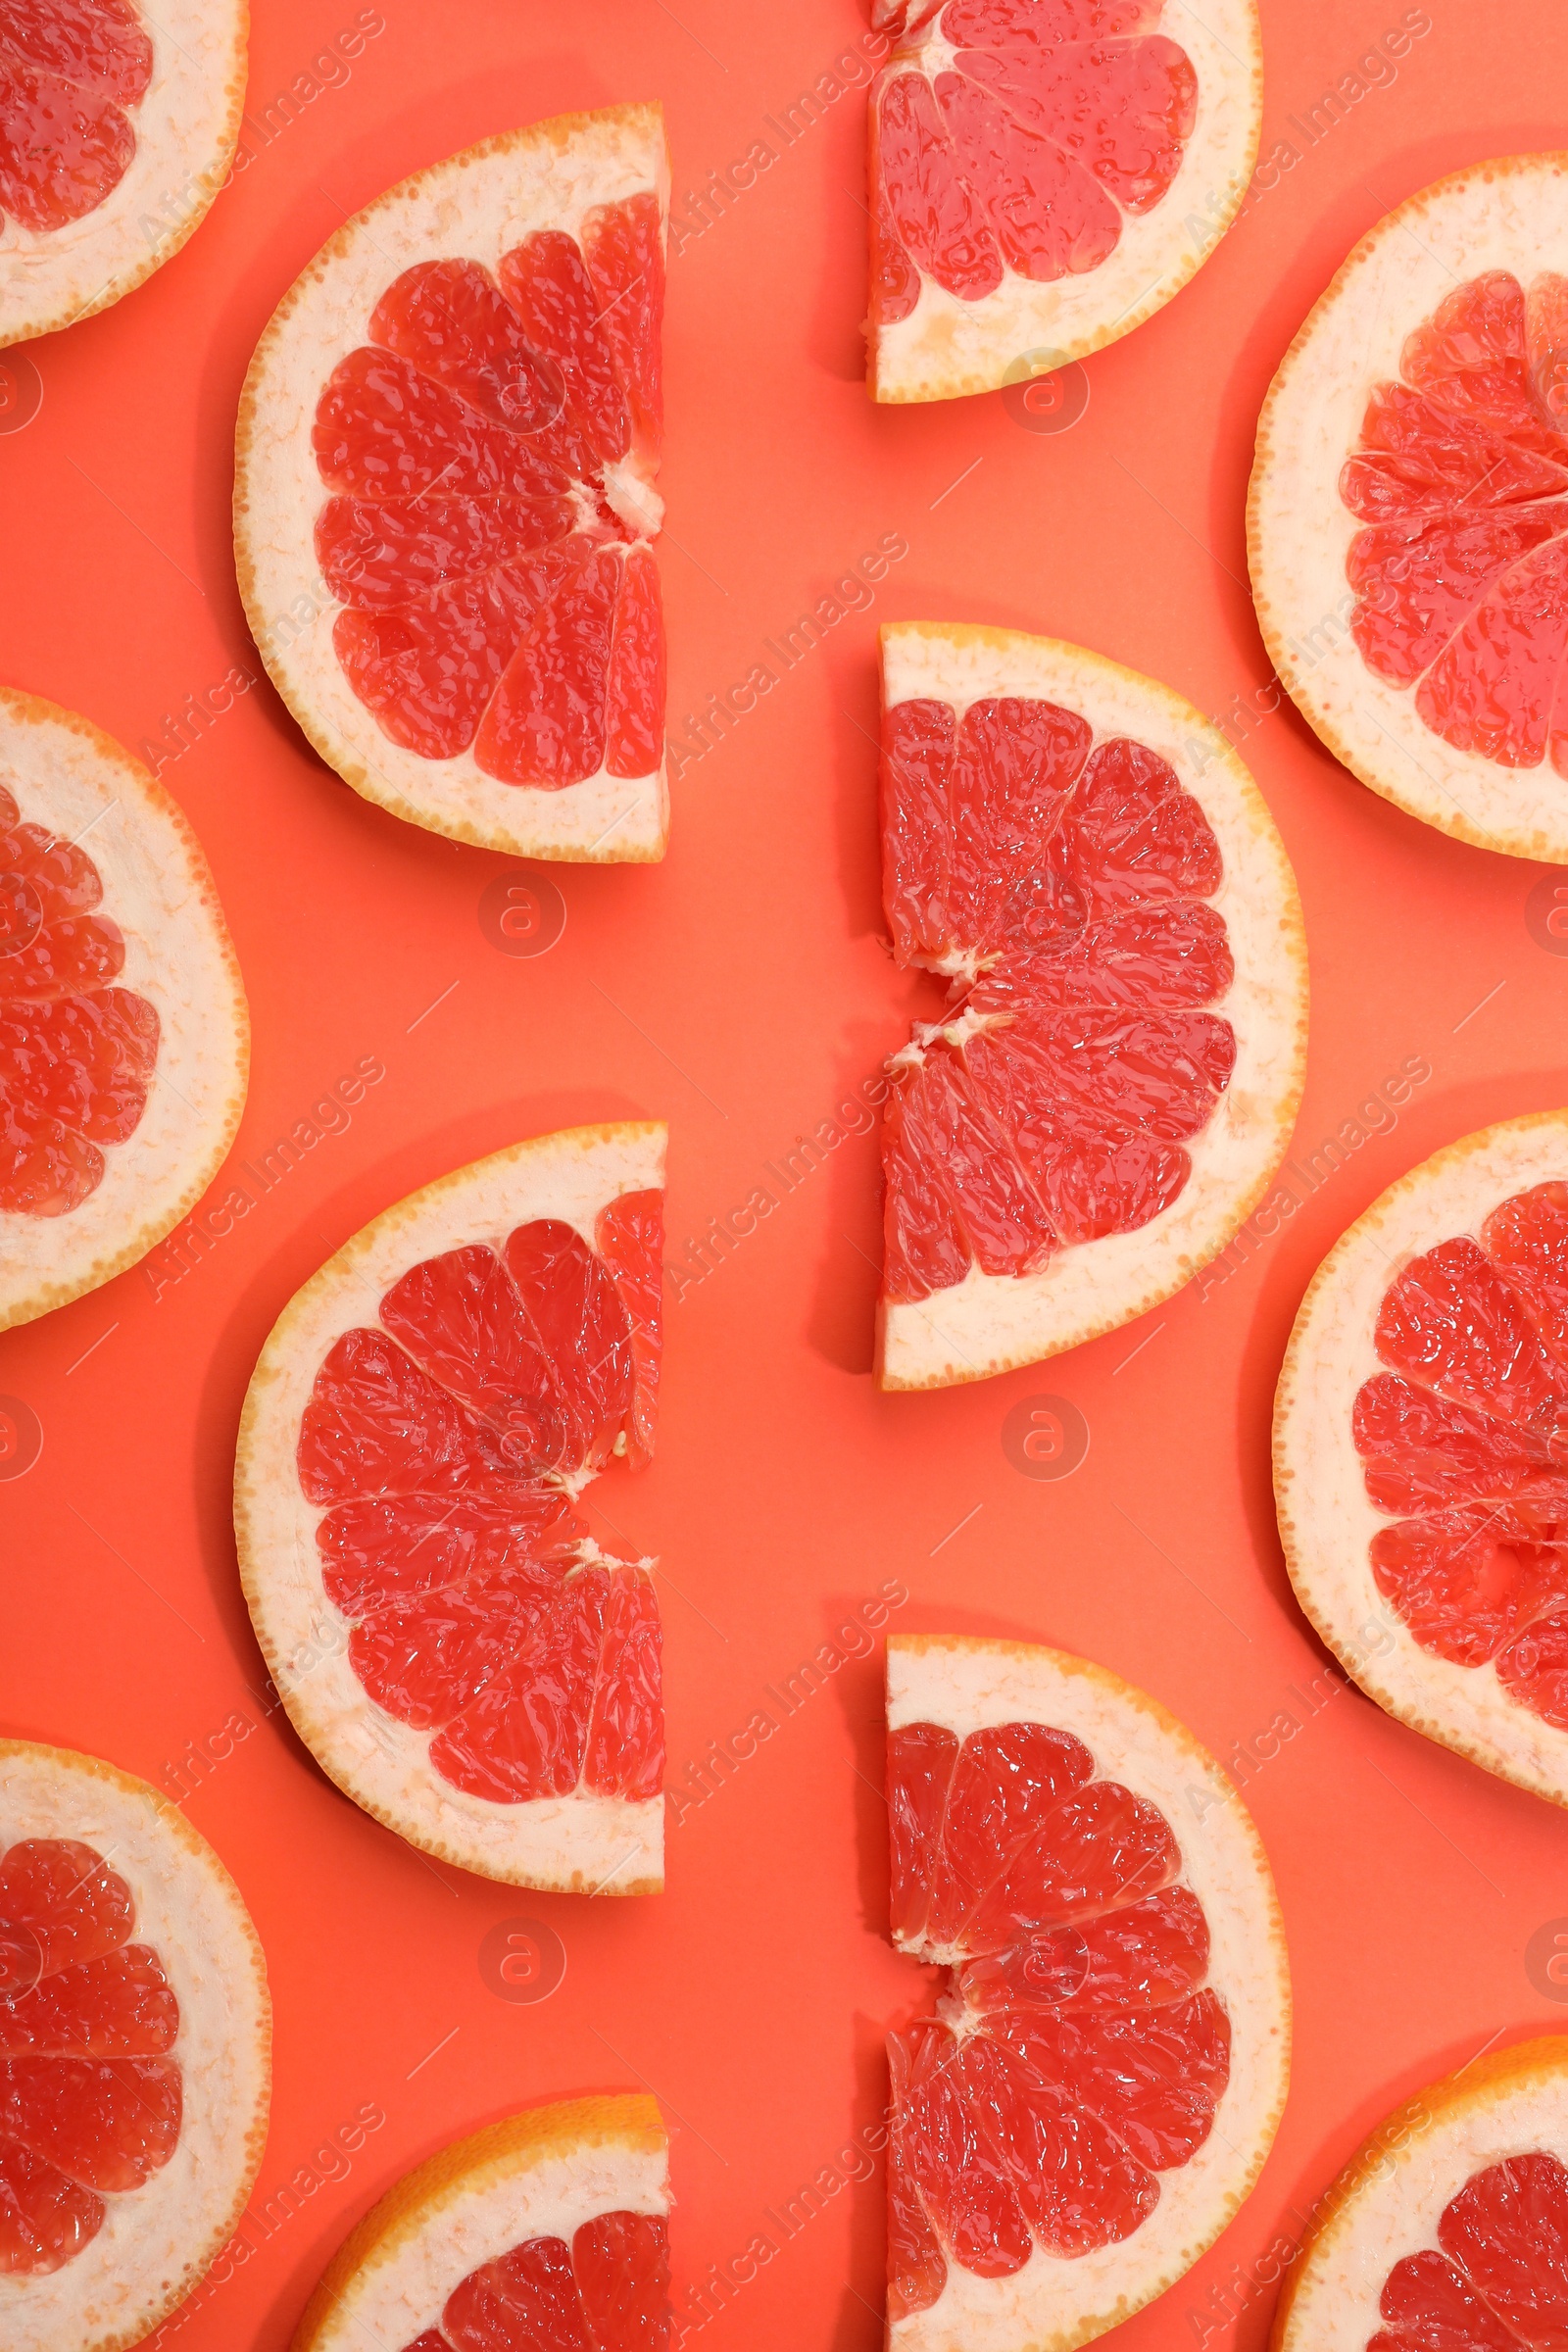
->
1270, 2035, 1568, 2350
0, 1737, 270, 2351
1250, 152, 1568, 860
0, 0, 245, 349
875, 623, 1306, 1390
1276, 1109, 1568, 1808
291, 2095, 669, 2352
884, 1636, 1289, 2350
0, 689, 247, 1332
235, 106, 670, 863
235, 1122, 666, 1891
866, 0, 1261, 405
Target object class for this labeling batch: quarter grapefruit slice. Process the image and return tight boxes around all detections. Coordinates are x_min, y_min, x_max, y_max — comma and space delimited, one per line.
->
235, 1122, 666, 1891
0, 0, 245, 349
1276, 1109, 1568, 1809
291, 2095, 669, 2352
1250, 152, 1568, 860
234, 106, 670, 863
0, 688, 247, 1332
875, 623, 1306, 1390
866, 0, 1261, 404
885, 1636, 1289, 2349
0, 1738, 270, 2351
1270, 2035, 1568, 2350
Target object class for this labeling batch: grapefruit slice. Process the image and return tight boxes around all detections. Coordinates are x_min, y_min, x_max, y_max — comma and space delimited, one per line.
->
1276, 1109, 1568, 1809
0, 0, 245, 349
0, 688, 247, 1332
234, 106, 670, 863
234, 1122, 666, 1892
884, 1636, 1289, 2349
866, 0, 1262, 405
1250, 152, 1568, 860
291, 2095, 668, 2352
0, 1737, 270, 2351
875, 623, 1306, 1391
1270, 2035, 1568, 2350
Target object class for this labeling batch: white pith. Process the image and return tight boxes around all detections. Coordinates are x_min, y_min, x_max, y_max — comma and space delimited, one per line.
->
1250, 152, 1568, 861
0, 1741, 270, 2352
234, 1123, 666, 1892
869, 0, 1261, 403
0, 692, 248, 1332
876, 624, 1307, 1392
234, 107, 671, 863
0, 0, 246, 349
1275, 1110, 1568, 1806
886, 1637, 1290, 2352
1274, 2043, 1568, 2349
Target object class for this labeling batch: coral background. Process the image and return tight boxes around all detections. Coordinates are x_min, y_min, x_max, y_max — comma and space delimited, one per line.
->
3, 0, 1568, 2344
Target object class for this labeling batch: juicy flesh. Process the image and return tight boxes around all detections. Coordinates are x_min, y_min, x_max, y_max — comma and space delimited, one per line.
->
396, 2209, 670, 2352
885, 1719, 1228, 2318
0, 777, 160, 1217
296, 1195, 664, 1806
1369, 2149, 1568, 2350
1342, 269, 1568, 774
1353, 1180, 1568, 1732
870, 0, 1197, 328
0, 1836, 180, 2275
880, 694, 1234, 1302
315, 197, 667, 787
0, 0, 151, 232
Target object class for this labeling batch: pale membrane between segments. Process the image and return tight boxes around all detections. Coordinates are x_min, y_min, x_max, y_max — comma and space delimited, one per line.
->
1278, 1113, 1568, 1801
0, 1749, 267, 2352
238, 1126, 665, 1886
886, 1641, 1289, 2352
238, 111, 670, 857
878, 628, 1305, 1389
1252, 159, 1568, 854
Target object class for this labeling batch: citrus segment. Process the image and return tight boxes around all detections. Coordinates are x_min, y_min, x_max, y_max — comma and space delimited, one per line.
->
393, 2208, 669, 2351
884, 1638, 1289, 2351
0, 0, 151, 232
236, 108, 672, 862
875, 626, 1305, 1390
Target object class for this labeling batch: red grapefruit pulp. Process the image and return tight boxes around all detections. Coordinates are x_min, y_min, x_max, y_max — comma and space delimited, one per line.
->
0, 0, 151, 232
1367, 2151, 1568, 2348
394, 2212, 669, 2352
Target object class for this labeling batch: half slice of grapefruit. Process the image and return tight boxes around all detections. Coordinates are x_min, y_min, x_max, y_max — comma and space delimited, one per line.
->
876, 623, 1306, 1390
1271, 2035, 1568, 2350
1250, 152, 1568, 860
1277, 1109, 1568, 1809
0, 1737, 270, 2351
291, 2095, 669, 2352
885, 1635, 1289, 2349
866, 0, 1261, 404
0, 688, 248, 1332
235, 1122, 666, 1892
0, 0, 245, 349
235, 105, 670, 863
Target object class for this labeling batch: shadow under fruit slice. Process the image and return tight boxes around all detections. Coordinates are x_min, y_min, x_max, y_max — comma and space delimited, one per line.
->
874, 623, 1306, 1390
234, 1122, 667, 1892
1277, 1107, 1568, 1809
0, 1737, 269, 2352
235, 105, 671, 865
290, 2096, 669, 2352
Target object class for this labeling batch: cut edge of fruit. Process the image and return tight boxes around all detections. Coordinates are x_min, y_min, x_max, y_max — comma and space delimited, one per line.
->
885, 1635, 1291, 2352
867, 0, 1263, 404
290, 2094, 668, 2352
874, 623, 1308, 1392
232, 103, 671, 865
1269, 2034, 1568, 2351
0, 1737, 271, 2352
0, 688, 250, 1334
1275, 1105, 1568, 1810
0, 0, 248, 352
233, 1121, 667, 1892
1249, 148, 1568, 863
